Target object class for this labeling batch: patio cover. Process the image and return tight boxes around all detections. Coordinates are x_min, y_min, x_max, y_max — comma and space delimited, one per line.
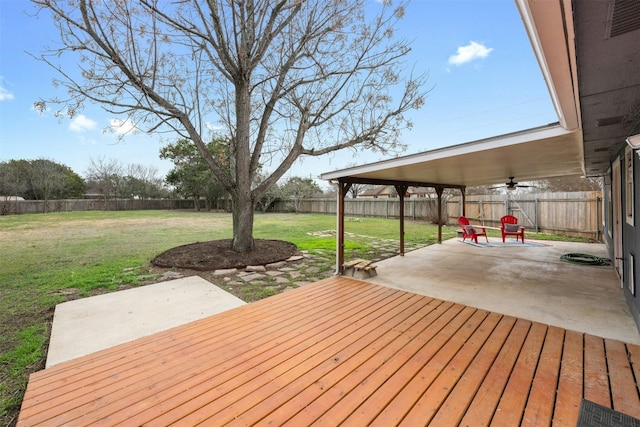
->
320, 124, 584, 190
319, 0, 601, 273
320, 124, 584, 274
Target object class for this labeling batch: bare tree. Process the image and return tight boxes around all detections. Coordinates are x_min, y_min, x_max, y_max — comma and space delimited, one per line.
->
27, 159, 67, 211
281, 176, 322, 212
342, 163, 371, 198
33, 0, 427, 252
85, 157, 124, 203
536, 175, 602, 192
123, 164, 166, 199
254, 171, 281, 213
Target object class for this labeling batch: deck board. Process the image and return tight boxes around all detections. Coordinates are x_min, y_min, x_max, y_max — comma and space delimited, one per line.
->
491, 322, 548, 425
521, 325, 564, 426
366, 308, 492, 426
284, 300, 459, 426
553, 329, 584, 426
396, 312, 505, 426
583, 333, 611, 408
605, 339, 640, 418
18, 277, 640, 426
458, 317, 531, 426
424, 315, 517, 427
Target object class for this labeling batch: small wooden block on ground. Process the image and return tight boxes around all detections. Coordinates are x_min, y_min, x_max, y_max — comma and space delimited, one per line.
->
343, 258, 377, 278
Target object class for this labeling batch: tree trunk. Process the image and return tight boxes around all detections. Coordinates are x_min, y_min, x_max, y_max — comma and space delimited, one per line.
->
231, 80, 255, 253
232, 190, 255, 253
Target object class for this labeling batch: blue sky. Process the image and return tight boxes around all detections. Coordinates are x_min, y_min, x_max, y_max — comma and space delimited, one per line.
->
0, 0, 557, 187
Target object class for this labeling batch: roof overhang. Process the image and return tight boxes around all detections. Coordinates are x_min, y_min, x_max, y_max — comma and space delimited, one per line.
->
515, 0, 580, 132
571, 0, 640, 176
321, 124, 584, 188
511, 0, 640, 177
322, 0, 640, 186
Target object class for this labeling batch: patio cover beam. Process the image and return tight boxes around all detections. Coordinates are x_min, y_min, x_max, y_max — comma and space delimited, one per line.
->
333, 177, 462, 276
336, 181, 352, 275
336, 176, 466, 191
436, 186, 444, 243
394, 185, 409, 255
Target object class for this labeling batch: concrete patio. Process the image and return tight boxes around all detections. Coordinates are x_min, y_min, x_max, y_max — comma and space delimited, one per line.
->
366, 237, 640, 344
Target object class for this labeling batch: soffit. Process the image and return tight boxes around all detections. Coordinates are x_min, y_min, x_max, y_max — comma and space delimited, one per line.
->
573, 0, 640, 176
321, 125, 583, 188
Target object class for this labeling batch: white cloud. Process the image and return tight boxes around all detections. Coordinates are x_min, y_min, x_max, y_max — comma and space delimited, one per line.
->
109, 118, 138, 135
69, 114, 98, 133
448, 41, 493, 66
205, 122, 226, 132
0, 83, 14, 101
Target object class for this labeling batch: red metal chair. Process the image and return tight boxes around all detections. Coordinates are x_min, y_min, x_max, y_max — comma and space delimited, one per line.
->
500, 215, 525, 243
458, 216, 488, 244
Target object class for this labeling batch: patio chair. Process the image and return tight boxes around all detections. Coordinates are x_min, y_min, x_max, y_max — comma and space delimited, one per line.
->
500, 215, 525, 243
458, 216, 488, 244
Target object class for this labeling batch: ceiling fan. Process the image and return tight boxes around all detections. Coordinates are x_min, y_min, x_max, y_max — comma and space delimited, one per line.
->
489, 177, 534, 190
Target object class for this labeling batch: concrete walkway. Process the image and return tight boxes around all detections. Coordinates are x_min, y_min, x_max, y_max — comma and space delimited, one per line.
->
366, 238, 640, 344
46, 276, 245, 367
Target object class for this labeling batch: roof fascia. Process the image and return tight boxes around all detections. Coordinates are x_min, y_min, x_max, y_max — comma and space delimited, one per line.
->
321, 124, 574, 181
515, 0, 580, 131
333, 177, 466, 191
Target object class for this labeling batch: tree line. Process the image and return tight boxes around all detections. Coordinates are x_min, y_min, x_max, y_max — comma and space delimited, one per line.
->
0, 152, 600, 213
160, 138, 323, 212
0, 152, 325, 214
0, 159, 86, 203
0, 158, 170, 209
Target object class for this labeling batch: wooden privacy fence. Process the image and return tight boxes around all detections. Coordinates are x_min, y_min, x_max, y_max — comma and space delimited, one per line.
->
272, 191, 603, 240
1, 191, 602, 240
0, 198, 198, 214
447, 192, 603, 240
271, 197, 441, 220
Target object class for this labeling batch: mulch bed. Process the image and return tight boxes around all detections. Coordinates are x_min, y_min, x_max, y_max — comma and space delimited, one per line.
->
151, 239, 298, 271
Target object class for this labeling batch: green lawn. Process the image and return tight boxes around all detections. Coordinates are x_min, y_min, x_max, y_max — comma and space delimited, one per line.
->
0, 210, 575, 425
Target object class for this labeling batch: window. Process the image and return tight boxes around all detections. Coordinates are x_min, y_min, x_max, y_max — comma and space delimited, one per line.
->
626, 146, 635, 225
607, 184, 613, 238
630, 253, 635, 296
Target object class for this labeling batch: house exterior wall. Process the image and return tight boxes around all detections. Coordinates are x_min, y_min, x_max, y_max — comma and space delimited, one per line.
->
607, 143, 640, 331
623, 145, 639, 330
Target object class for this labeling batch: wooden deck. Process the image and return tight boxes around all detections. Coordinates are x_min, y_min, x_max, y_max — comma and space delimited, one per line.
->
18, 277, 640, 426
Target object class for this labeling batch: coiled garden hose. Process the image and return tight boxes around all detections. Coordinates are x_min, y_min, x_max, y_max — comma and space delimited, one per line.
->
560, 253, 611, 266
